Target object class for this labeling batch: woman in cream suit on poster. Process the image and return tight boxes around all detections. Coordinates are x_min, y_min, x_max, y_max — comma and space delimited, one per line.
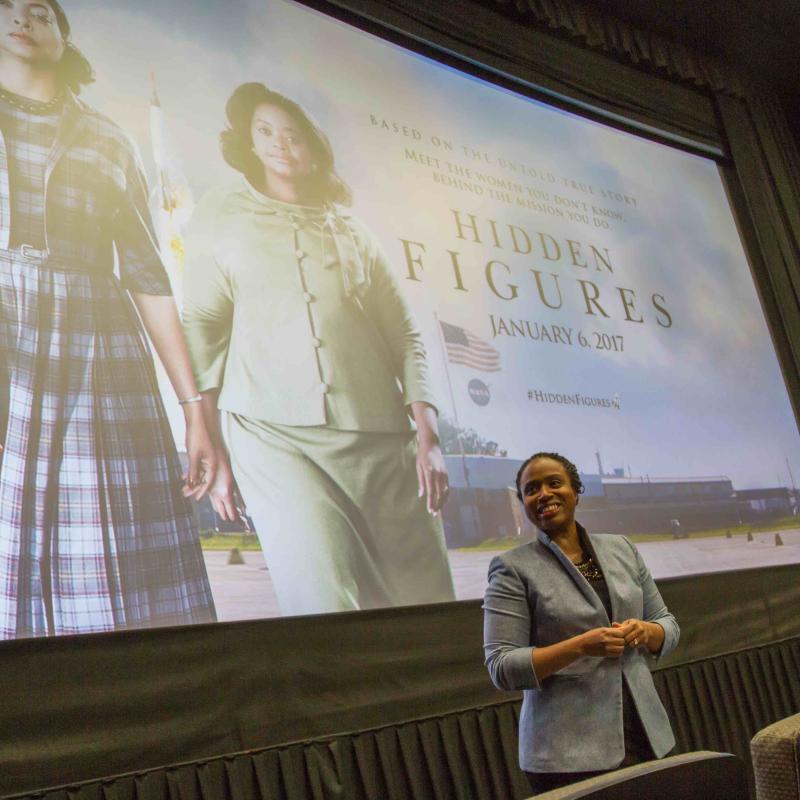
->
182, 83, 455, 616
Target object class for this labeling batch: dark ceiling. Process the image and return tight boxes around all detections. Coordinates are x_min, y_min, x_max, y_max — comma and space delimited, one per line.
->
591, 0, 800, 131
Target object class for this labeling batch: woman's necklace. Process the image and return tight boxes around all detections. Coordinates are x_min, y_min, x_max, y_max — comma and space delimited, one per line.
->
573, 554, 603, 580
0, 83, 63, 114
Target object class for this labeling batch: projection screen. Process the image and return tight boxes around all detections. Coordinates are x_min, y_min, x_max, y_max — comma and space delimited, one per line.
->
0, 0, 798, 637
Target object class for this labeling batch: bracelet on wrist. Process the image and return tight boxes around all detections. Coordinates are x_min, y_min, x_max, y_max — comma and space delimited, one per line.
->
178, 394, 203, 406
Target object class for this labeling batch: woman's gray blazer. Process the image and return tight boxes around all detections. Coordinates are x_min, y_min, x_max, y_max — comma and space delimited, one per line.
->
483, 527, 679, 773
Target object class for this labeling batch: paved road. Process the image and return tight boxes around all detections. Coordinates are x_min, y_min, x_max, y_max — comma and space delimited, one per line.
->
205, 528, 800, 622
635, 528, 800, 579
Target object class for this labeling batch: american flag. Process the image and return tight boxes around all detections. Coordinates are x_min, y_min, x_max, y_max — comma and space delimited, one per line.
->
439, 321, 501, 372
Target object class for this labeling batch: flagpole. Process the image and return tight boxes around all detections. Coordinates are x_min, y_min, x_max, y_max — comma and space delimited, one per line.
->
432, 312, 482, 541
148, 71, 193, 294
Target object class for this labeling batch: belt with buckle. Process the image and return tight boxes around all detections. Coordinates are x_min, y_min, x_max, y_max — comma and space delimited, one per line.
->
18, 244, 48, 260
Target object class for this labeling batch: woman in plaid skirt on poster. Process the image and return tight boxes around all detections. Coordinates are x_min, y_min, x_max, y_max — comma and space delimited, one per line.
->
0, 0, 217, 637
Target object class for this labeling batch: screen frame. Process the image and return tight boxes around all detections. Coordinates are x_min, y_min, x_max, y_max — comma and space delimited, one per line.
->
0, 0, 796, 646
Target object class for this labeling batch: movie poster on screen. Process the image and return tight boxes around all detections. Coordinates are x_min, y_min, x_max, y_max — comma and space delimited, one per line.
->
0, 0, 798, 638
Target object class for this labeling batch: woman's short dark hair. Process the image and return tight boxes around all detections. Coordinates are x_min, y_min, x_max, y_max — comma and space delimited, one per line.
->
515, 452, 584, 501
220, 82, 351, 206
48, 0, 95, 94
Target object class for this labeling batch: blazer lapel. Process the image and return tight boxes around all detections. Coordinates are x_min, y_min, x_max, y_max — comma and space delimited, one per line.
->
537, 529, 606, 618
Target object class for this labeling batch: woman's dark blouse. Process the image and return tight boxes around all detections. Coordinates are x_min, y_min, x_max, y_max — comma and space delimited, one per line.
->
579, 528, 654, 763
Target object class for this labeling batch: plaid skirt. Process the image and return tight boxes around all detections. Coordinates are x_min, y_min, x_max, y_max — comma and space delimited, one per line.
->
0, 250, 216, 638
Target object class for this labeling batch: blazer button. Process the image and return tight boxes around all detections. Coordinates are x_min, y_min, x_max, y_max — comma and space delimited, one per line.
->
303, 292, 313, 303
295, 248, 305, 259
320, 382, 330, 394
311, 337, 322, 348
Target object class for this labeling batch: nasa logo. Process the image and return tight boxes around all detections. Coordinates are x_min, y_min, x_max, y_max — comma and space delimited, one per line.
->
468, 379, 491, 407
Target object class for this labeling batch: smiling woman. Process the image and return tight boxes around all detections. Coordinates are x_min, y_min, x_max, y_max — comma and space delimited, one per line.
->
483, 451, 680, 794
518, 452, 582, 534
0, 0, 217, 637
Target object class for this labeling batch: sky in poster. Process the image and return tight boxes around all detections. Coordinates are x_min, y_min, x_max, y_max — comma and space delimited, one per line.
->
64, 0, 800, 490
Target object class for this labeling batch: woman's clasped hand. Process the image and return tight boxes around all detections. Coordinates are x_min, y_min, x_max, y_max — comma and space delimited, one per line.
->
579, 619, 650, 658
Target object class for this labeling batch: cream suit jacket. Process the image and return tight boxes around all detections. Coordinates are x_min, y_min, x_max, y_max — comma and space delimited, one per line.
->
182, 179, 436, 431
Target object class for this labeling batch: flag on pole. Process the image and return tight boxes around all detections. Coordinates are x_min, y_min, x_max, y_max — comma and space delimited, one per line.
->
149, 72, 194, 282
439, 321, 501, 372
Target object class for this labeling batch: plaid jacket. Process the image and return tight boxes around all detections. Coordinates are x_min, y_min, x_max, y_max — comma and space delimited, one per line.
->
0, 88, 171, 295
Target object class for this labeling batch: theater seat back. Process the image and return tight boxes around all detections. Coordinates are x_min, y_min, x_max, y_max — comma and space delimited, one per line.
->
751, 712, 800, 800
531, 751, 748, 800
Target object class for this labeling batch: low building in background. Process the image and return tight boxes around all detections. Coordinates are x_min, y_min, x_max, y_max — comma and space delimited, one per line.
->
440, 456, 788, 547
182, 453, 794, 546
735, 487, 795, 517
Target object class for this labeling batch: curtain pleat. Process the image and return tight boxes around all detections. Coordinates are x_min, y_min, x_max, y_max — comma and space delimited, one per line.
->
440, 716, 472, 799
395, 725, 435, 799
374, 726, 409, 798
328, 0, 722, 150
2, 704, 527, 800
653, 636, 800, 789
9, 638, 797, 800
715, 92, 800, 402
487, 0, 744, 95
416, 711, 457, 800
